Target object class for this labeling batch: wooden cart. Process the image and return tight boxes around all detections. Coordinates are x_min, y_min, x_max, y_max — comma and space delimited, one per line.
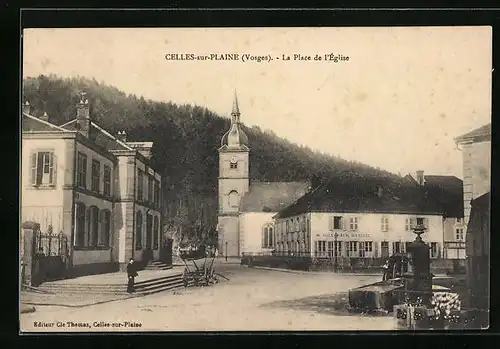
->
179, 245, 218, 287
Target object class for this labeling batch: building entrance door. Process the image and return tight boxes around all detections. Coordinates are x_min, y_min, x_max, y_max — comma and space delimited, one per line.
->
381, 242, 389, 258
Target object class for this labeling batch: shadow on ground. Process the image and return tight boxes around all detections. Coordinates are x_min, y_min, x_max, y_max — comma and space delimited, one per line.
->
261, 292, 392, 317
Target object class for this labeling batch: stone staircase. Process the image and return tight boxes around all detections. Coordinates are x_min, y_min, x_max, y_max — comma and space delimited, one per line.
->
145, 260, 173, 271
37, 272, 184, 296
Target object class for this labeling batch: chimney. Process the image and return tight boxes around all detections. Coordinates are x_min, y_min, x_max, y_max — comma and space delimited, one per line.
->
76, 92, 91, 137
39, 111, 49, 122
416, 170, 425, 186
22, 100, 31, 114
117, 130, 127, 143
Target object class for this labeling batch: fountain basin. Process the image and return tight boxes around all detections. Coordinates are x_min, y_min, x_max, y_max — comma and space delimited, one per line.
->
348, 279, 405, 311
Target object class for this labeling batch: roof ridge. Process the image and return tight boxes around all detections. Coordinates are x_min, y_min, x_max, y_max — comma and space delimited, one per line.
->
23, 113, 71, 132
90, 121, 133, 150
60, 118, 77, 127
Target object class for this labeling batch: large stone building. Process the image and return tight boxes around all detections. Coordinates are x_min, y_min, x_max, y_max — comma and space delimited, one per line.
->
454, 123, 491, 228
273, 176, 448, 266
216, 93, 310, 257
21, 94, 163, 275
454, 123, 491, 310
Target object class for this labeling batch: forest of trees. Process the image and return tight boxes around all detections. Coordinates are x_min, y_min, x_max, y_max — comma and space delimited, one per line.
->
22, 74, 400, 241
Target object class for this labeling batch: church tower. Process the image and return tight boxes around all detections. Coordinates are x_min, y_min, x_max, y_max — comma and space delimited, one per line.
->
217, 91, 250, 257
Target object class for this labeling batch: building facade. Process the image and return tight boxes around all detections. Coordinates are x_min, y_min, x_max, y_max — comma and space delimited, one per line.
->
454, 123, 491, 229
274, 212, 444, 261
273, 177, 448, 266
455, 124, 491, 308
21, 95, 162, 275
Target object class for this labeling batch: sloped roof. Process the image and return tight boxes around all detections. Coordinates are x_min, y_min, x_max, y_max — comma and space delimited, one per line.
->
240, 181, 310, 212
455, 123, 491, 143
275, 174, 444, 219
22, 113, 69, 133
471, 191, 490, 210
423, 175, 464, 218
61, 119, 132, 151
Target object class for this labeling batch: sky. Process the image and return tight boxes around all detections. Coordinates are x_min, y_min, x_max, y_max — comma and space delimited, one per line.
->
22, 27, 492, 178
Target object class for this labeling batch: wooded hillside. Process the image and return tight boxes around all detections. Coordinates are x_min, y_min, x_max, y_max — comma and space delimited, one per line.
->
22, 74, 399, 241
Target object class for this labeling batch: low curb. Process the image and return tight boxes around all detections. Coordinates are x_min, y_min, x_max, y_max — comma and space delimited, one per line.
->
20, 295, 135, 308
248, 266, 382, 277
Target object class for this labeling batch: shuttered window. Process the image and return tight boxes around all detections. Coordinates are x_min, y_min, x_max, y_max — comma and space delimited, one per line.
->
30, 151, 57, 187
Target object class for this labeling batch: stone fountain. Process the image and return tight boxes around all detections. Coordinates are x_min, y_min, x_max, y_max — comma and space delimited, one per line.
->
348, 224, 432, 313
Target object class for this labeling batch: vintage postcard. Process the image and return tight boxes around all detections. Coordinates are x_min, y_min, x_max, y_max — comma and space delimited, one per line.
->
20, 26, 491, 332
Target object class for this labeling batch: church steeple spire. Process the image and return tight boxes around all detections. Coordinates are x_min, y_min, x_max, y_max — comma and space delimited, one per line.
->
220, 90, 249, 148
231, 89, 240, 123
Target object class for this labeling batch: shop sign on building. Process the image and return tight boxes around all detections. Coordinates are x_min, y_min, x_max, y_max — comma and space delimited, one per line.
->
322, 232, 371, 239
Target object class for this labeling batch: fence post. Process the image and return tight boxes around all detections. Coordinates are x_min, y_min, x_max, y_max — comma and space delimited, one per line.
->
21, 221, 39, 287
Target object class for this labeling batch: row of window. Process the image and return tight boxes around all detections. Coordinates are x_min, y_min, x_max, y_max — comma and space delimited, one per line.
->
74, 203, 111, 248
329, 216, 430, 232
137, 169, 161, 207
275, 241, 310, 254
309, 240, 441, 258
135, 211, 160, 251
77, 152, 112, 196
275, 215, 432, 235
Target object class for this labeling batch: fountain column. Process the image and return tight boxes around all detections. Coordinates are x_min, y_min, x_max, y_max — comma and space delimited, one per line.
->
402, 224, 433, 306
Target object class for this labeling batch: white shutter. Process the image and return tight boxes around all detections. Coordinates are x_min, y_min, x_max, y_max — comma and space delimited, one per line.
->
30, 152, 38, 186
50, 153, 57, 185
328, 216, 333, 231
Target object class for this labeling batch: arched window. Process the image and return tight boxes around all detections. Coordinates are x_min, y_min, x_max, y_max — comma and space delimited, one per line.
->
75, 203, 86, 248
262, 223, 274, 248
99, 209, 111, 247
136, 211, 143, 250
153, 215, 159, 250
228, 190, 239, 209
87, 206, 99, 248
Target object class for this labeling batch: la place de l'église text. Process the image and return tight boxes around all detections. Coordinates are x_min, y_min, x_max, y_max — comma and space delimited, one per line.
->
165, 53, 241, 61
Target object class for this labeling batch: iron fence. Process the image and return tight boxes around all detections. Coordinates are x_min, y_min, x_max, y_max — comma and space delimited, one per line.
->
34, 226, 69, 257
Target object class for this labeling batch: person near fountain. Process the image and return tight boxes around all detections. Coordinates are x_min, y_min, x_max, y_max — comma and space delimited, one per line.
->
382, 259, 390, 281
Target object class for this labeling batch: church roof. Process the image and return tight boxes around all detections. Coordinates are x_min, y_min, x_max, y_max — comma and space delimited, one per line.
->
220, 91, 249, 148
220, 124, 249, 148
239, 181, 311, 213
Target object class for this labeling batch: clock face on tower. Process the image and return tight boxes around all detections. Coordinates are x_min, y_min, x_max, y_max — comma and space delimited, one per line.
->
230, 156, 237, 164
